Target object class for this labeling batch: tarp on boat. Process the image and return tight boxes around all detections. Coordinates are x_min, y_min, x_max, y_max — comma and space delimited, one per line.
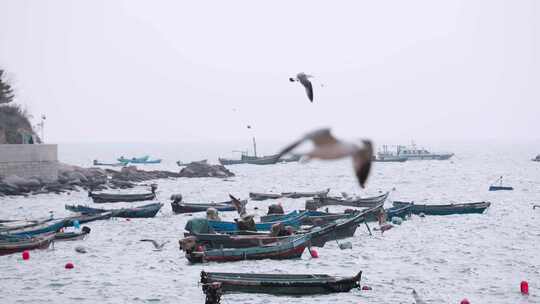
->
185, 218, 214, 234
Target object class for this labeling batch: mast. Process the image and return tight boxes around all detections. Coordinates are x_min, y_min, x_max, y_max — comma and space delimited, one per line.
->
252, 137, 257, 157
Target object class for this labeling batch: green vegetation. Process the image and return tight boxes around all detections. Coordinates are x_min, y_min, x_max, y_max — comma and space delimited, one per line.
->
0, 68, 38, 144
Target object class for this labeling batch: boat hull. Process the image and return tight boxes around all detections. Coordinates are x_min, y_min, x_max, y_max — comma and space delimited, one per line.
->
392, 201, 491, 215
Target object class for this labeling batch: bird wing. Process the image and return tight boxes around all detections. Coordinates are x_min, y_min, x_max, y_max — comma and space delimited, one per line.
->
140, 239, 159, 248
412, 289, 426, 304
298, 77, 314, 102
352, 140, 373, 188
276, 128, 337, 160
229, 194, 246, 215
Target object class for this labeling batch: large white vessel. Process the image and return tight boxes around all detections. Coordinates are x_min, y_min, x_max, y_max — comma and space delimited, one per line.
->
396, 142, 454, 160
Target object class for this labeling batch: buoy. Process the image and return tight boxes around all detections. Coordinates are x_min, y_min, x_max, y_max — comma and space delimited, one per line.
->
65, 262, 74, 269
22, 250, 30, 260
521, 280, 529, 295
361, 286, 372, 290
460, 299, 470, 304
309, 248, 319, 258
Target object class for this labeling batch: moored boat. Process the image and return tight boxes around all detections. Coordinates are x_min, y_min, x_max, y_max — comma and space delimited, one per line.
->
65, 203, 163, 218
176, 159, 208, 166
385, 204, 413, 219
0, 232, 56, 256
171, 201, 246, 214
208, 212, 307, 232
88, 184, 157, 203
249, 192, 282, 201
305, 192, 389, 210
533, 154, 540, 162
488, 176, 514, 191
183, 234, 310, 263
92, 160, 126, 167
55, 226, 91, 241
392, 201, 491, 215
1, 219, 68, 237
200, 270, 362, 295
396, 142, 454, 160
282, 188, 330, 199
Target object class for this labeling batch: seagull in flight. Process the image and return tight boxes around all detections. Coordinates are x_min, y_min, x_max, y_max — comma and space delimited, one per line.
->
289, 72, 314, 102
140, 239, 170, 251
275, 128, 373, 188
412, 289, 427, 304
229, 194, 247, 216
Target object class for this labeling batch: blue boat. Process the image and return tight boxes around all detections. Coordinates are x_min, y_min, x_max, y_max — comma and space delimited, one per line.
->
488, 176, 513, 191
0, 219, 69, 237
209, 213, 307, 232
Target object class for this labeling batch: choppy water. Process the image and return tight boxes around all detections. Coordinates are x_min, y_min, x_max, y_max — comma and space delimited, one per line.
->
1, 142, 540, 304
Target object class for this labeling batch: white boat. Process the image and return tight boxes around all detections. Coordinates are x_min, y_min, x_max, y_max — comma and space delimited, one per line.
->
374, 145, 407, 162
396, 142, 453, 160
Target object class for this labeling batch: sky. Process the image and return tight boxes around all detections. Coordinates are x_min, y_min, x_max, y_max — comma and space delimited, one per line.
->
0, 0, 538, 144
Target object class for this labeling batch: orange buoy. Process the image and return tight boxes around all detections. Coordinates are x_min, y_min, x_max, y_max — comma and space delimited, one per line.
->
309, 248, 319, 258
65, 262, 74, 269
460, 299, 470, 304
22, 250, 30, 260
521, 281, 529, 295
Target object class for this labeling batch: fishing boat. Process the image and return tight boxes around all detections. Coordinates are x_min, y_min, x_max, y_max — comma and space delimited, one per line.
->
260, 210, 347, 225
55, 226, 91, 241
176, 159, 208, 166
88, 184, 157, 203
249, 192, 282, 201
533, 155, 540, 162
171, 200, 247, 214
92, 160, 126, 167
0, 232, 56, 256
305, 192, 389, 210
242, 154, 280, 165
184, 234, 311, 263
218, 158, 245, 165
0, 218, 54, 233
282, 188, 330, 199
488, 176, 514, 191
385, 204, 413, 219
118, 156, 162, 164
392, 201, 491, 215
208, 212, 307, 232
65, 203, 163, 218
200, 270, 362, 295
395, 142, 453, 160
218, 137, 299, 166
64, 211, 114, 225
1, 219, 68, 237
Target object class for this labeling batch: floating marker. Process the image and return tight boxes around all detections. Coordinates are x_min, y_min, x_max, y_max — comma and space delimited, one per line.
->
65, 262, 74, 269
460, 299, 470, 304
22, 250, 30, 260
309, 248, 319, 258
361, 286, 372, 290
521, 281, 529, 295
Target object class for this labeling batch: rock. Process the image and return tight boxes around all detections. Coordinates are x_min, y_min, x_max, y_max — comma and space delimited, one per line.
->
178, 163, 235, 178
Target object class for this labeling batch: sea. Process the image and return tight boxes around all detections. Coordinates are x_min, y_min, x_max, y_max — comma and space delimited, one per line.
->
1, 141, 539, 304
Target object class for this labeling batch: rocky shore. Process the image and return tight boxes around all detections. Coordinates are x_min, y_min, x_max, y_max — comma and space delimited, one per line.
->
0, 162, 234, 197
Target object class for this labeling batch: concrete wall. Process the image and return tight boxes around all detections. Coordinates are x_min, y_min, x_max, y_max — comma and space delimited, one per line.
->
0, 144, 58, 181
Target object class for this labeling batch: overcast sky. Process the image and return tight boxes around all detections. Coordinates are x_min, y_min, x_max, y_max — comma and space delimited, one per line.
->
0, 0, 538, 144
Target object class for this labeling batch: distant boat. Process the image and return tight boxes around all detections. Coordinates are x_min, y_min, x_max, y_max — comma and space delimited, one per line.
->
176, 159, 207, 167
488, 176, 513, 191
395, 142, 453, 160
93, 160, 126, 167
392, 201, 491, 215
373, 145, 408, 162
118, 156, 161, 164
532, 154, 540, 162
218, 137, 299, 165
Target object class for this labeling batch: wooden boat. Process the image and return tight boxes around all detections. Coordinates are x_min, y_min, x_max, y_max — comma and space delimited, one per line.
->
0, 232, 56, 256
260, 210, 347, 225
392, 201, 491, 216
176, 159, 207, 166
200, 270, 361, 295
282, 188, 330, 199
171, 200, 246, 214
88, 185, 157, 203
55, 226, 91, 241
218, 158, 245, 165
488, 176, 513, 191
0, 218, 54, 233
184, 234, 311, 263
305, 192, 389, 210
208, 212, 307, 232
385, 204, 413, 219
65, 203, 163, 218
279, 154, 302, 163
1, 219, 68, 237
242, 155, 279, 165
118, 155, 149, 163
249, 192, 282, 201
64, 211, 114, 225
92, 160, 126, 167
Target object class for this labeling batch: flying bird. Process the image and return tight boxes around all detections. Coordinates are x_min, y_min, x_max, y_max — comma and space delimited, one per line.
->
229, 194, 247, 216
276, 129, 373, 188
140, 239, 170, 251
289, 72, 314, 102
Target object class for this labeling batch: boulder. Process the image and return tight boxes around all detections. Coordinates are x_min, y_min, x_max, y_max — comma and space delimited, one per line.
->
178, 162, 234, 178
